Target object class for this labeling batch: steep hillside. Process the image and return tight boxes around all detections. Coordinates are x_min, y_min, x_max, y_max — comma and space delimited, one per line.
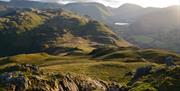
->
64, 2, 112, 23
0, 1, 172, 25
0, 5, 7, 11
128, 66, 180, 91
111, 5, 180, 53
0, 8, 130, 56
0, 1, 112, 23
0, 64, 125, 91
108, 3, 144, 23
89, 46, 180, 64
0, 47, 179, 91
0, 0, 62, 9
108, 3, 161, 23
125, 6, 180, 53
0, 1, 179, 91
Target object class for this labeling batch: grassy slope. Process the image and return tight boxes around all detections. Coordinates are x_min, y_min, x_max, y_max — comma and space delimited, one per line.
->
1, 53, 179, 91
0, 8, 131, 56
0, 46, 179, 86
0, 53, 156, 85
90, 47, 180, 64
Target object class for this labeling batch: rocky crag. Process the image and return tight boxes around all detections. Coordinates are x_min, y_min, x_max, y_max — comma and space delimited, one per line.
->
0, 64, 129, 91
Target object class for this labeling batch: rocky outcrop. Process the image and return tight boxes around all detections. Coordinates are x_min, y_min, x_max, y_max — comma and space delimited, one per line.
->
127, 65, 152, 86
128, 66, 180, 91
0, 64, 127, 91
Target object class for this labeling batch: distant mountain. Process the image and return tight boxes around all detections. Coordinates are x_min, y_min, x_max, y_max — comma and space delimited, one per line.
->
63, 2, 112, 23
108, 3, 161, 23
0, 1, 160, 24
108, 4, 143, 22
0, 0, 179, 53
117, 6, 180, 53
0, 1, 112, 23
0, 8, 131, 56
63, 3, 161, 24
130, 6, 180, 33
0, 1, 176, 24
0, 4, 7, 11
0, 0, 62, 9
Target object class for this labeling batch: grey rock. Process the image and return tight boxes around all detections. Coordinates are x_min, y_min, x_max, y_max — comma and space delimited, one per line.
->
164, 56, 176, 66
0, 64, 127, 91
133, 65, 152, 79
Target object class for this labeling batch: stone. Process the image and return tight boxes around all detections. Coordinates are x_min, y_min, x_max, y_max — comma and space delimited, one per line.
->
0, 71, 29, 91
164, 56, 176, 66
133, 65, 152, 79
0, 64, 127, 91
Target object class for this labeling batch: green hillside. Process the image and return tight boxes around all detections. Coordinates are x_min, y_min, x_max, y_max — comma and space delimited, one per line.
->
126, 6, 180, 53
0, 46, 179, 90
64, 2, 112, 23
0, 1, 179, 91
0, 1, 112, 23
0, 8, 130, 56
0, 0, 62, 9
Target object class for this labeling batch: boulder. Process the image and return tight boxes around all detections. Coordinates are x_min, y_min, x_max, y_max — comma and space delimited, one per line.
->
0, 71, 29, 91
133, 65, 152, 79
164, 56, 176, 67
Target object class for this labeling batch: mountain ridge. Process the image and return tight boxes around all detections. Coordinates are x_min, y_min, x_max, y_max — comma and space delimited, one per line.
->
0, 7, 131, 56
0, 1, 180, 91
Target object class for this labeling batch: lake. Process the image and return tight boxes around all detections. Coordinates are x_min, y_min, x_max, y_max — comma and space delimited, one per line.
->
114, 22, 129, 26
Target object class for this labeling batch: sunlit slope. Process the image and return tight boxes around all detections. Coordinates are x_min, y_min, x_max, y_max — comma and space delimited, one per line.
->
0, 8, 131, 56
1, 47, 179, 84
90, 46, 180, 64
0, 53, 155, 85
127, 6, 180, 52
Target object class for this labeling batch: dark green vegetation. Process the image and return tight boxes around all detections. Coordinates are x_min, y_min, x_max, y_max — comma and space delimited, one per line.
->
0, 0, 62, 9
129, 66, 180, 91
1, 64, 179, 91
90, 46, 180, 64
64, 2, 112, 23
123, 6, 180, 53
0, 47, 180, 91
0, 64, 120, 91
0, 7, 131, 56
110, 5, 180, 53
0, 1, 180, 91
1, 0, 179, 53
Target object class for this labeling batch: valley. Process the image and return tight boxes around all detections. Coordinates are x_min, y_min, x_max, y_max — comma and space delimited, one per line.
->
0, 0, 179, 91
